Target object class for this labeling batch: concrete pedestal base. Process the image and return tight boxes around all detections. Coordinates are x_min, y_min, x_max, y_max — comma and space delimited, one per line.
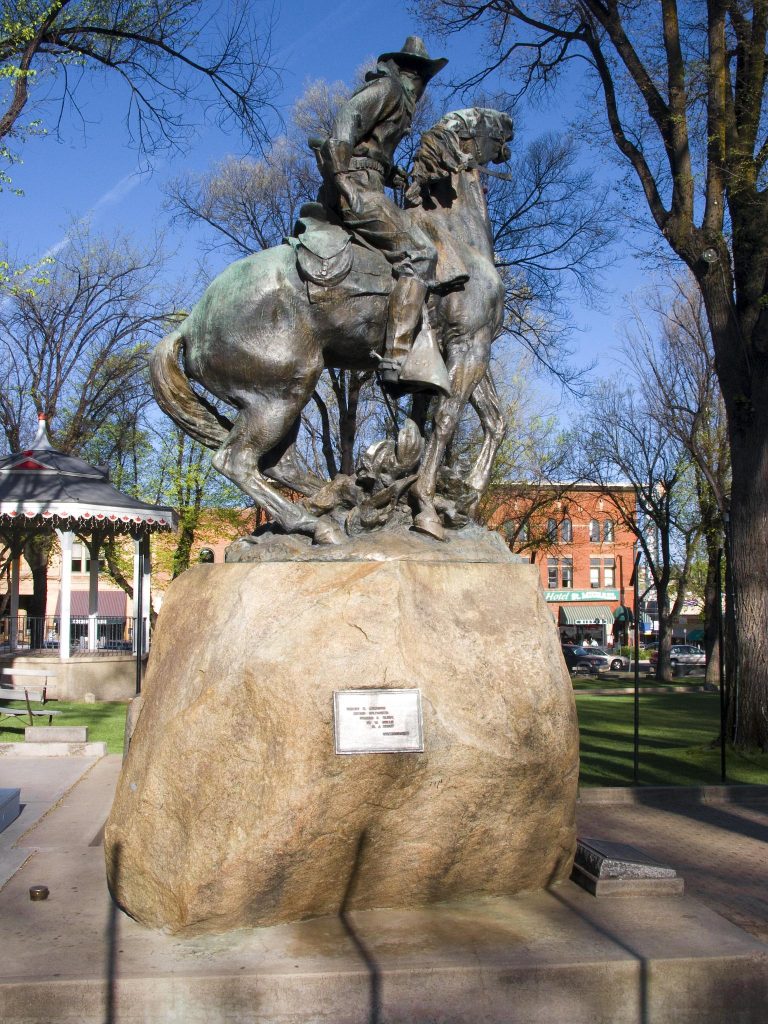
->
0, 788, 20, 832
0, 850, 766, 1024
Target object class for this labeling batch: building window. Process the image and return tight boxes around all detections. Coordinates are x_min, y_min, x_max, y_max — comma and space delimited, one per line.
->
547, 518, 557, 542
71, 542, 84, 573
604, 558, 615, 587
547, 557, 558, 589
603, 519, 615, 542
589, 519, 600, 542
502, 519, 529, 545
71, 543, 101, 574
560, 518, 572, 543
561, 558, 573, 588
590, 557, 601, 588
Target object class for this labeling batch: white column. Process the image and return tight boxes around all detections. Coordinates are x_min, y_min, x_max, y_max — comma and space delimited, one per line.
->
132, 538, 141, 654
9, 551, 20, 651
87, 537, 100, 652
141, 535, 151, 650
58, 530, 74, 661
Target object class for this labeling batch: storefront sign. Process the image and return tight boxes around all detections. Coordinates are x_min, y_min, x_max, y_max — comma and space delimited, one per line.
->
544, 589, 620, 603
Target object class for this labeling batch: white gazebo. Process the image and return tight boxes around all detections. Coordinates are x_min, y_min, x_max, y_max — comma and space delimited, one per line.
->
0, 415, 176, 663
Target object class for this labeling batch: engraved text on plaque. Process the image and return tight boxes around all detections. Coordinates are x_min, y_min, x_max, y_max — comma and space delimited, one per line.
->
333, 688, 424, 754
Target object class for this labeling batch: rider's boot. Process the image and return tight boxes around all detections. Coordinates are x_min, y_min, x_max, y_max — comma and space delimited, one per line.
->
378, 276, 451, 398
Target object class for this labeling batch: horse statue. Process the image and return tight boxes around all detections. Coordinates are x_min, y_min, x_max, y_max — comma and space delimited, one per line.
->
150, 107, 512, 544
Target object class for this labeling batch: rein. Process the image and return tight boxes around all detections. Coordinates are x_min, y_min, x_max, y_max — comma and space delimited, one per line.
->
476, 165, 514, 183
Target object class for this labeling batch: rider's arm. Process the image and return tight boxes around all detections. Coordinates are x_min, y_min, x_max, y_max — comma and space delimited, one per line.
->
334, 77, 395, 146
322, 78, 398, 176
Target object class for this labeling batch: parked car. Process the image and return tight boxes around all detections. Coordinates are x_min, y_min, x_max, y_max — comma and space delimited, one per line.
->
649, 645, 706, 675
593, 647, 630, 671
561, 645, 610, 675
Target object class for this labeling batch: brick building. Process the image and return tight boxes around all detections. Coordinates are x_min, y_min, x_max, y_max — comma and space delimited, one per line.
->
489, 483, 637, 647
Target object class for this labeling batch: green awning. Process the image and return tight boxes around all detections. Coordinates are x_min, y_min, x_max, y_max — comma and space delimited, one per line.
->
558, 604, 616, 626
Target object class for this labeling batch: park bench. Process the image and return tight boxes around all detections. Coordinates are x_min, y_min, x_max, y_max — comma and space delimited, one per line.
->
0, 667, 61, 726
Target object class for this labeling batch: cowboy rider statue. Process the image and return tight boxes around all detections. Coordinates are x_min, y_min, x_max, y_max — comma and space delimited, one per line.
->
317, 36, 466, 398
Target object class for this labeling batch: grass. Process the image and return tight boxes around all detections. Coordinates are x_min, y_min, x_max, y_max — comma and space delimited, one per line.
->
2, 691, 766, 789
577, 692, 768, 787
0, 700, 128, 754
571, 673, 708, 691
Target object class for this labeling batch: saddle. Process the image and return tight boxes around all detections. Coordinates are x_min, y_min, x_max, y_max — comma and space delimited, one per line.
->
292, 203, 354, 287
288, 202, 468, 303
288, 203, 392, 303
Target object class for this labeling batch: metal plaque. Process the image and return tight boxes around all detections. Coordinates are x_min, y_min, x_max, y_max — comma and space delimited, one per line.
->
333, 688, 424, 754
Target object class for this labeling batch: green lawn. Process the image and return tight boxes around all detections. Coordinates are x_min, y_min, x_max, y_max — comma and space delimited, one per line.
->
577, 692, 768, 786
0, 700, 128, 753
2, 692, 767, 788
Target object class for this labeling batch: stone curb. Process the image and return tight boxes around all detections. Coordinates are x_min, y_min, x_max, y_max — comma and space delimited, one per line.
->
575, 685, 714, 696
0, 742, 107, 758
579, 784, 768, 805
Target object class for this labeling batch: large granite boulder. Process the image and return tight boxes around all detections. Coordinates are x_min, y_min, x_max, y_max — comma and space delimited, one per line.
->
105, 559, 579, 935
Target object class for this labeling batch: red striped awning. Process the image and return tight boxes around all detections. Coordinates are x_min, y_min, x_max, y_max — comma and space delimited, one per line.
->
55, 590, 127, 618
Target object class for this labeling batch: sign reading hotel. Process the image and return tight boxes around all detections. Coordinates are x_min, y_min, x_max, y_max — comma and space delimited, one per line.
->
333, 689, 424, 754
544, 589, 620, 603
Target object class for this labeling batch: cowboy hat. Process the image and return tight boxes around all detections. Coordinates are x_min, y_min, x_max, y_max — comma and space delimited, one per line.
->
377, 36, 448, 81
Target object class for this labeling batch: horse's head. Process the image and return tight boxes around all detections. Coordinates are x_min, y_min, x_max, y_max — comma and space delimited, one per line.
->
440, 108, 514, 167
409, 108, 513, 206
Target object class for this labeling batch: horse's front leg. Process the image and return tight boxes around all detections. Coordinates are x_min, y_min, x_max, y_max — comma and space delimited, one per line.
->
464, 370, 506, 513
411, 351, 486, 540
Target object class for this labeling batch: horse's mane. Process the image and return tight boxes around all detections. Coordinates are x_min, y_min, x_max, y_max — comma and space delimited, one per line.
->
407, 108, 487, 207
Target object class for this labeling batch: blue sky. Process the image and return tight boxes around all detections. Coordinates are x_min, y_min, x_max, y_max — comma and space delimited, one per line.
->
1, 0, 646, 395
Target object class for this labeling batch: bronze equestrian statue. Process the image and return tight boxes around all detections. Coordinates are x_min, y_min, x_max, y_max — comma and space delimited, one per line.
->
150, 43, 512, 544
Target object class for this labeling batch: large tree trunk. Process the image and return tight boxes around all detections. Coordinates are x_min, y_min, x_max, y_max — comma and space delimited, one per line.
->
655, 579, 674, 683
703, 539, 721, 689
172, 513, 199, 579
23, 533, 54, 647
701, 267, 768, 749
727, 413, 768, 749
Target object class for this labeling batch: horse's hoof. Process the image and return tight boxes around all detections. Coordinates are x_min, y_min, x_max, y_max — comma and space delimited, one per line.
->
412, 511, 446, 541
313, 517, 345, 546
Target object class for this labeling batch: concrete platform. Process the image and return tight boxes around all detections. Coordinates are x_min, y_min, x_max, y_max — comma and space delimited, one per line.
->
0, 758, 766, 1023
1, 860, 766, 1023
0, 787, 20, 832
0, 741, 107, 757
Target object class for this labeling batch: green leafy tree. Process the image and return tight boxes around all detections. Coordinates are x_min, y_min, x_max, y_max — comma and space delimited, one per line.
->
145, 426, 245, 580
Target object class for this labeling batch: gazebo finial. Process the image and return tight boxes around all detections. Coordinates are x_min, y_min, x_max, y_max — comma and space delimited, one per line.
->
31, 412, 54, 450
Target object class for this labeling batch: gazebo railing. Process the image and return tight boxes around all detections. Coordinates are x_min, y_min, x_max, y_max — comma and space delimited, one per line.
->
0, 616, 145, 655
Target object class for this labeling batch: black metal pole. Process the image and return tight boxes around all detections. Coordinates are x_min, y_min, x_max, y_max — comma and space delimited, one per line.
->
717, 547, 727, 782
630, 550, 641, 785
134, 534, 146, 696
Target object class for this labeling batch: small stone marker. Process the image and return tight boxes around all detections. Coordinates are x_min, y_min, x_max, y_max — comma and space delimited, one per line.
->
0, 788, 21, 833
25, 726, 88, 743
571, 837, 684, 897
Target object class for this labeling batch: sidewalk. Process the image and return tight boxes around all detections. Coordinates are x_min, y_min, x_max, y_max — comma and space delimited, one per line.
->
0, 754, 766, 1023
577, 785, 768, 943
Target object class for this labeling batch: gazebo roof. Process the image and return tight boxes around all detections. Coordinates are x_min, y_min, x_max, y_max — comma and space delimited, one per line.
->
0, 416, 176, 535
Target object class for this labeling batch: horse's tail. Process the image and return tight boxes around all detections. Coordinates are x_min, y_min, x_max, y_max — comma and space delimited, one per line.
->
149, 329, 233, 450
